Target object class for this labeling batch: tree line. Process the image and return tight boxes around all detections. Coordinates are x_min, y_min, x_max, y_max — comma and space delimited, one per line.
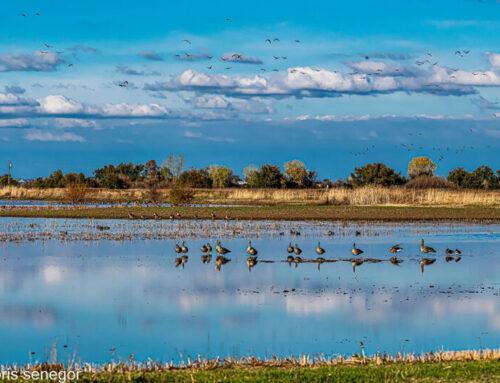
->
2, 155, 499, 190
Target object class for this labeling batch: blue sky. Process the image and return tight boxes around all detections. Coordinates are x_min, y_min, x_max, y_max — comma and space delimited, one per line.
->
0, 0, 499, 179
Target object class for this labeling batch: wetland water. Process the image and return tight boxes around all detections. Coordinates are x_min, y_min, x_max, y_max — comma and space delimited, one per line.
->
0, 217, 498, 364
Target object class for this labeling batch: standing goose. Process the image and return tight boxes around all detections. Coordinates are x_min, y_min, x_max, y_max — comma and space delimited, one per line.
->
206, 243, 212, 253
352, 243, 363, 257
201, 244, 208, 253
175, 244, 182, 255
445, 248, 453, 255
316, 242, 325, 255
455, 249, 462, 255
420, 239, 436, 257
247, 240, 258, 256
287, 243, 294, 254
294, 244, 302, 255
181, 241, 189, 254
216, 240, 231, 255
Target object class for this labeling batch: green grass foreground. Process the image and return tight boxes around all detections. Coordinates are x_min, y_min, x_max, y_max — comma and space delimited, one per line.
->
2, 360, 498, 382
0, 205, 499, 221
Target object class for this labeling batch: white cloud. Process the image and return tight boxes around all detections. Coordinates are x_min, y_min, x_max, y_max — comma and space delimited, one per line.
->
0, 118, 30, 128
24, 130, 86, 142
37, 95, 85, 114
54, 118, 98, 129
191, 95, 229, 109
0, 51, 63, 72
487, 53, 500, 68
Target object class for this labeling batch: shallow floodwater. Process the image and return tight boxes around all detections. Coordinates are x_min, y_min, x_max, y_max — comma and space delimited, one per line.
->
0, 217, 498, 364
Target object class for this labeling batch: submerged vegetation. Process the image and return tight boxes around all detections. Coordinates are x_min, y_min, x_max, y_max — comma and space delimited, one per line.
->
0, 349, 498, 383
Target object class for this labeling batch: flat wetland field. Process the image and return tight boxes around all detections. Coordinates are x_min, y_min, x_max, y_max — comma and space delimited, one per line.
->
1, 360, 499, 383
1, 205, 499, 221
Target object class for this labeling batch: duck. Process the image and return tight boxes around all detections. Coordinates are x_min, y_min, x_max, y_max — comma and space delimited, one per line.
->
200, 244, 208, 253
455, 249, 462, 255
420, 239, 436, 257
445, 248, 453, 255
390, 244, 403, 255
352, 243, 363, 257
287, 243, 294, 254
216, 240, 231, 255
247, 240, 258, 256
294, 244, 302, 255
181, 241, 189, 253
316, 241, 325, 255
175, 244, 182, 254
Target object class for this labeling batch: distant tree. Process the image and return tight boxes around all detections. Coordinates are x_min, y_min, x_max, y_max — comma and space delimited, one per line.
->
144, 159, 160, 185
208, 165, 235, 188
447, 167, 469, 187
448, 166, 499, 189
246, 164, 284, 188
162, 154, 184, 183
178, 168, 212, 188
351, 163, 406, 187
93, 165, 129, 189
285, 160, 307, 187
0, 174, 19, 186
407, 156, 437, 179
44, 170, 66, 188
243, 164, 259, 187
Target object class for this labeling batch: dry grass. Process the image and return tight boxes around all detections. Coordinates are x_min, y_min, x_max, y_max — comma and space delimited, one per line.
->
0, 186, 499, 207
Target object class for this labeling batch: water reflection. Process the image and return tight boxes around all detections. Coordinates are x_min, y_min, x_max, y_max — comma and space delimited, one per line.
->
0, 218, 498, 363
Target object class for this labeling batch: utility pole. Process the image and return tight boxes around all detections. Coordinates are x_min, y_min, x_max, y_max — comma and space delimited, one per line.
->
7, 160, 12, 187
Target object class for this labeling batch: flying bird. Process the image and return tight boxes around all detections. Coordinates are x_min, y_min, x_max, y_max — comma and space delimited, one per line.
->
295, 40, 300, 43
265, 39, 272, 44
182, 39, 191, 44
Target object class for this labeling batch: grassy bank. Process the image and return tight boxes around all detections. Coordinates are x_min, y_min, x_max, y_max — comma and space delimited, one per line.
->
0, 205, 499, 221
1, 350, 499, 383
26, 360, 497, 382
1, 186, 499, 207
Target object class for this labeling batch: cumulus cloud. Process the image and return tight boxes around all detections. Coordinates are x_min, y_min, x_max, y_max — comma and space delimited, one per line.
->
220, 52, 262, 64
487, 53, 500, 68
191, 95, 229, 108
138, 50, 163, 61
190, 95, 274, 114
145, 64, 484, 99
24, 130, 85, 142
0, 118, 30, 128
0, 51, 63, 72
286, 114, 477, 122
54, 118, 98, 129
0, 92, 170, 119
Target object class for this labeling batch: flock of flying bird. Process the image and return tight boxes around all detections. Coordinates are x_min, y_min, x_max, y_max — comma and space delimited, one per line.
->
171, 236, 463, 273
